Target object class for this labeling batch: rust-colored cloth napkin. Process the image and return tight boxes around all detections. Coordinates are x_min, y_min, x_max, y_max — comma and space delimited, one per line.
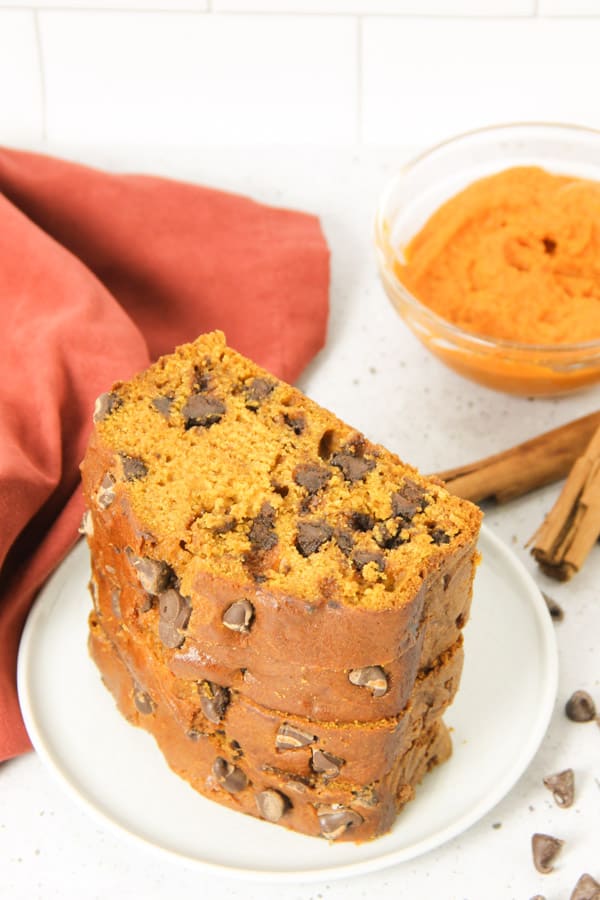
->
0, 147, 329, 761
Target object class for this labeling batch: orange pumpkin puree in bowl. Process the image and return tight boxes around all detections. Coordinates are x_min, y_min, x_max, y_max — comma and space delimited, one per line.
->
396, 166, 600, 346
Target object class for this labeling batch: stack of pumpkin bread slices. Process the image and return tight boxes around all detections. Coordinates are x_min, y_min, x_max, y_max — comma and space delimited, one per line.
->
81, 331, 481, 842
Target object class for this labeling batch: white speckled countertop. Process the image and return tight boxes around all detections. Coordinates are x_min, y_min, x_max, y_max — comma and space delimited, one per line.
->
2, 146, 599, 900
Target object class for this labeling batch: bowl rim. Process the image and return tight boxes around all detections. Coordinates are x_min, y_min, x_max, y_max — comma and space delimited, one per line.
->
375, 121, 600, 358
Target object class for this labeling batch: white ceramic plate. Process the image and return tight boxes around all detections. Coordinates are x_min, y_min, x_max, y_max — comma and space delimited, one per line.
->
17, 524, 557, 883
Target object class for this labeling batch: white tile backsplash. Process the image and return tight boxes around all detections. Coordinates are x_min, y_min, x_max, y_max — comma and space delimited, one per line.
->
362, 18, 600, 145
0, 11, 44, 145
539, 0, 600, 13
213, 0, 535, 13
40, 12, 357, 146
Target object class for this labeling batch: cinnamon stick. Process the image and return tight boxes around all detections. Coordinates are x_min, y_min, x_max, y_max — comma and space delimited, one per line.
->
434, 411, 600, 504
529, 424, 600, 581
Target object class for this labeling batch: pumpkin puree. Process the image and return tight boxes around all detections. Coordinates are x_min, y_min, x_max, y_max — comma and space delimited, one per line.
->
397, 166, 600, 345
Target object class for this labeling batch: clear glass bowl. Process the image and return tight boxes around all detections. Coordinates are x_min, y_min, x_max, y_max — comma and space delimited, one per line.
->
375, 123, 600, 396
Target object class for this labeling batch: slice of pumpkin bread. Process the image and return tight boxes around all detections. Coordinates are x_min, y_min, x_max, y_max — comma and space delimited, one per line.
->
81, 330, 481, 842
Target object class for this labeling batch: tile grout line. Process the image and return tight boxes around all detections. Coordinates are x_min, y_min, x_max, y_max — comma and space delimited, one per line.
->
33, 9, 48, 144
356, 15, 362, 145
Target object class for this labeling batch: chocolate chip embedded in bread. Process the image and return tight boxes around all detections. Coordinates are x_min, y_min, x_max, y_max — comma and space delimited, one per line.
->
244, 378, 274, 410
199, 681, 230, 724
348, 665, 388, 698
565, 690, 596, 722
212, 757, 248, 793
159, 588, 191, 629
373, 520, 406, 551
78, 509, 94, 537
311, 749, 345, 778
130, 556, 173, 595
429, 528, 451, 545
352, 786, 380, 808
531, 832, 564, 874
334, 528, 354, 556
352, 550, 385, 573
133, 687, 154, 716
349, 511, 375, 532
283, 413, 306, 435
392, 479, 428, 516
331, 452, 375, 483
249, 503, 278, 551
96, 473, 116, 510
293, 464, 331, 494
256, 789, 290, 822
543, 769, 574, 808
570, 873, 600, 900
151, 395, 173, 418
93, 391, 121, 424
275, 723, 316, 750
182, 394, 226, 429
296, 520, 333, 557
317, 806, 363, 840
119, 453, 148, 481
222, 599, 254, 633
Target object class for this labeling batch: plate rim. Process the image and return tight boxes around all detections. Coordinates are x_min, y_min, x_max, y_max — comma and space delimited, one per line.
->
17, 523, 558, 884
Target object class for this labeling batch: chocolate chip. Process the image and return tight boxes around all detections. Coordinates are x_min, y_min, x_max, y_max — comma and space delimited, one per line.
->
93, 391, 121, 424
159, 588, 190, 628
331, 452, 375, 483
352, 787, 380, 808
152, 395, 173, 418
96, 473, 116, 509
542, 592, 564, 622
110, 586, 122, 619
373, 520, 406, 550
222, 599, 254, 633
119, 454, 148, 481
244, 378, 274, 409
158, 588, 190, 649
296, 520, 333, 557
283, 413, 305, 435
349, 511, 375, 532
352, 550, 385, 572
133, 688, 154, 715
199, 681, 230, 724
294, 464, 331, 494
570, 873, 600, 900
335, 529, 354, 556
317, 806, 363, 840
275, 723, 316, 750
256, 789, 290, 822
543, 769, 574, 808
532, 833, 564, 873
430, 528, 451, 545
212, 757, 247, 793
186, 729, 207, 742
212, 516, 237, 535
348, 665, 388, 698
565, 690, 596, 722
311, 749, 345, 778
249, 503, 278, 551
392, 479, 428, 515
78, 510, 94, 537
130, 556, 173, 595
182, 394, 226, 429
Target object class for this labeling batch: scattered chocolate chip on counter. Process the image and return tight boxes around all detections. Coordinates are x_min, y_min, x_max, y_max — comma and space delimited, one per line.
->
532, 832, 565, 874
543, 768, 575, 808
542, 592, 564, 622
565, 690, 597, 722
570, 873, 600, 900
